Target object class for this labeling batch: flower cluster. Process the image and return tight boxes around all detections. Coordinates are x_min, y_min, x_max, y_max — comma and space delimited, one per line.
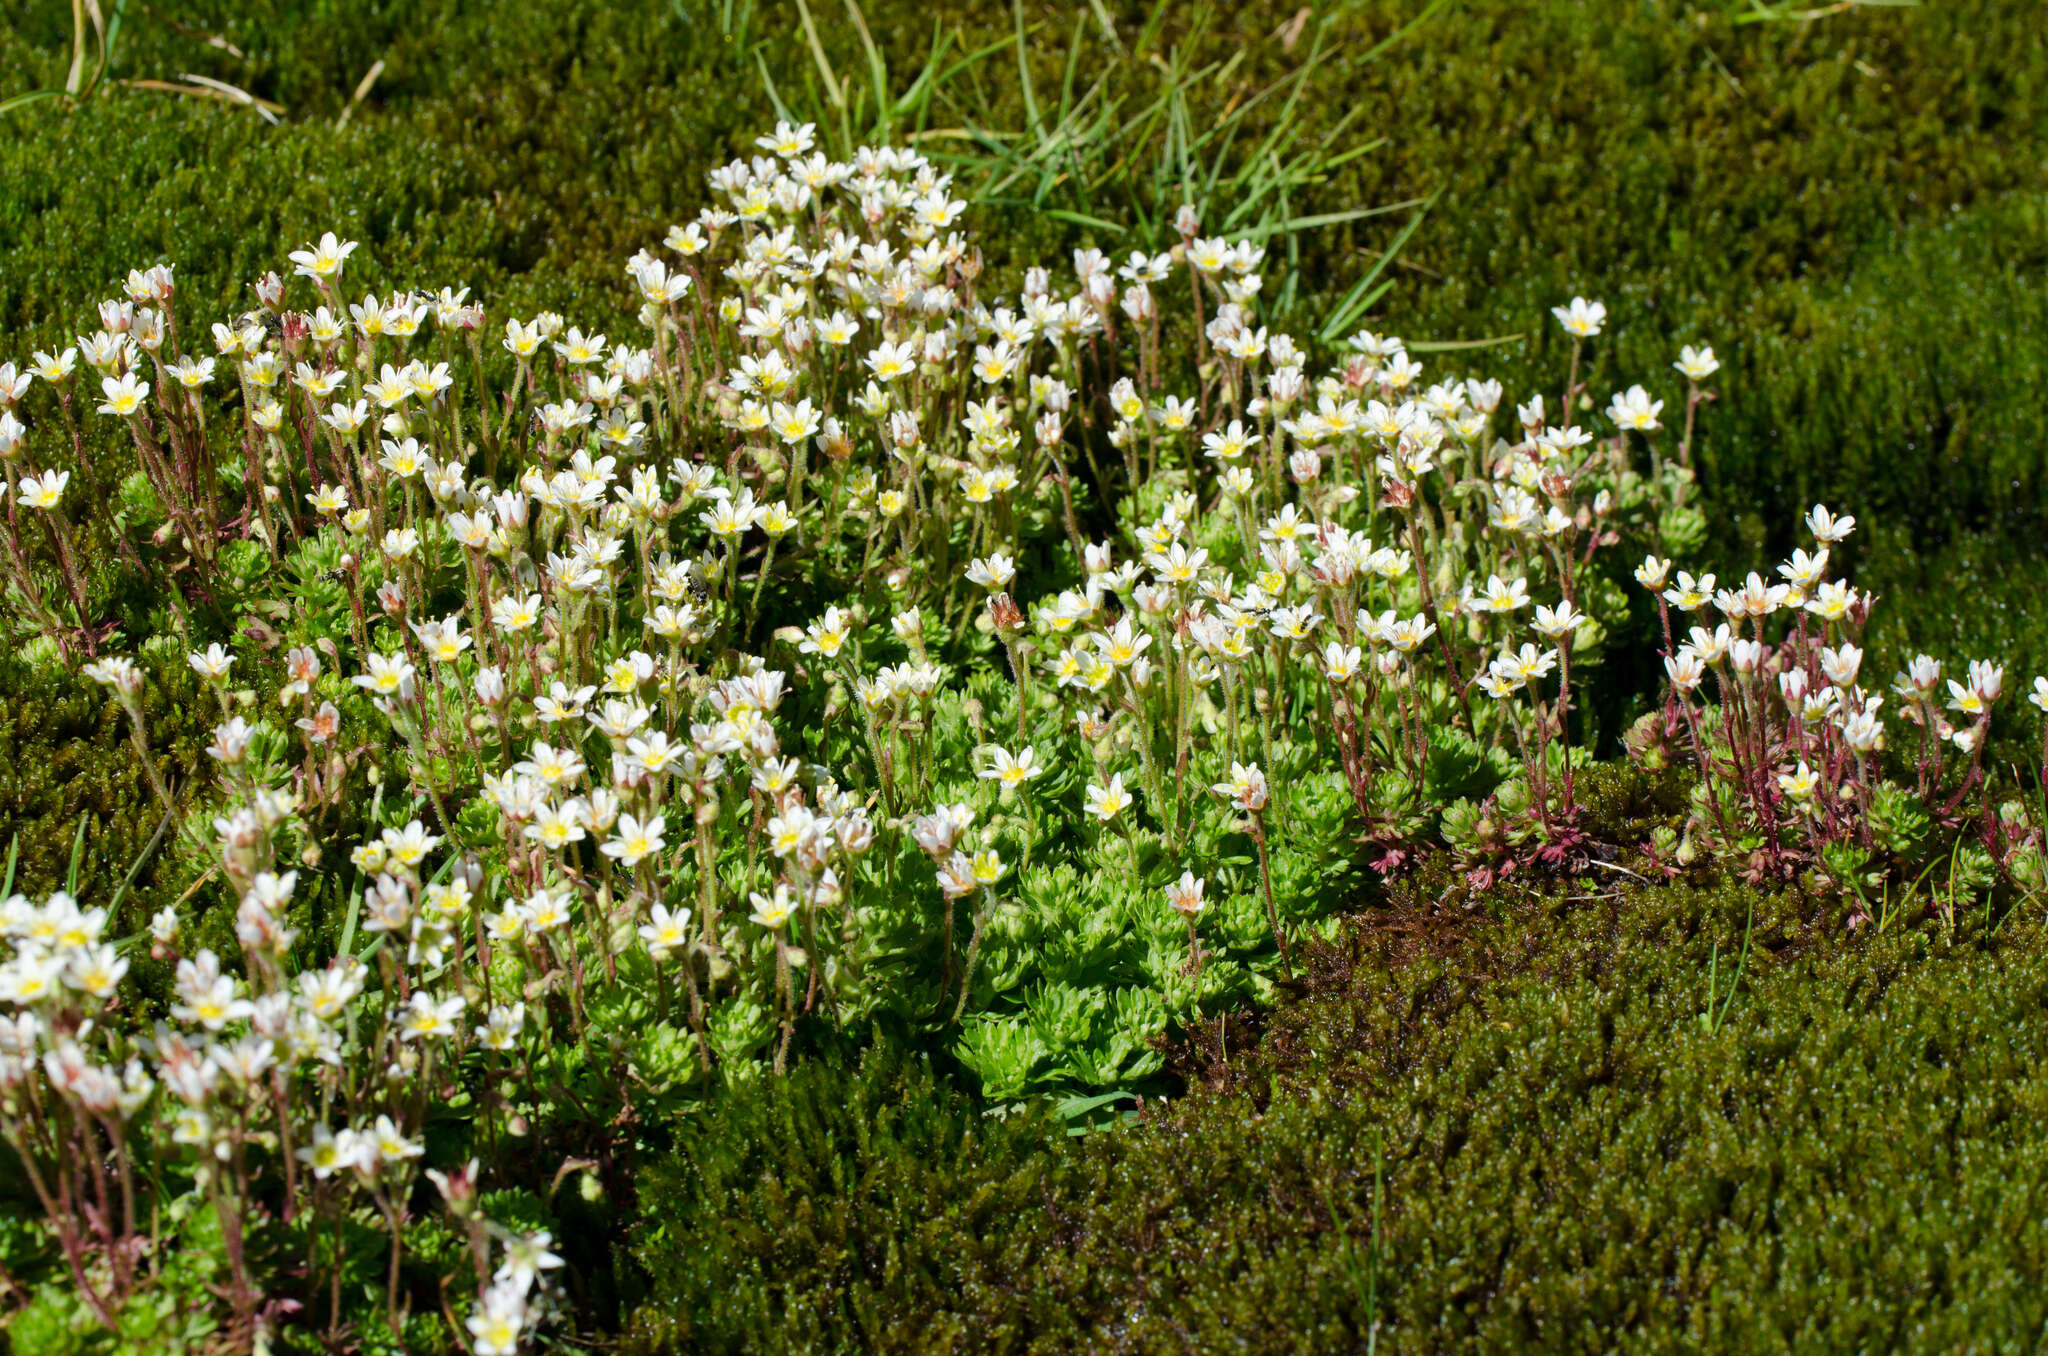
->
0, 124, 1842, 1347
1628, 505, 2048, 914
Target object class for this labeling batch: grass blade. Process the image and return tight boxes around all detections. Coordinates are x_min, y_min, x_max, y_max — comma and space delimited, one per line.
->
1318, 189, 1439, 342
65, 815, 89, 896
1039, 207, 1128, 234
1402, 333, 1527, 353
1012, 0, 1043, 141
1352, 0, 1455, 67
0, 89, 65, 116
66, 0, 88, 96
794, 0, 845, 109
843, 0, 889, 138
752, 49, 795, 123
108, 801, 177, 919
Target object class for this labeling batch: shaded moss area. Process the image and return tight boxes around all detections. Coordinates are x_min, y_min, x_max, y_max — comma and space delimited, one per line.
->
623, 861, 2048, 1353
0, 658, 208, 925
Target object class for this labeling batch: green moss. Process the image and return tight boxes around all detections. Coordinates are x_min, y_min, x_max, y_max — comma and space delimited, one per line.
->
622, 878, 2048, 1351
0, 656, 204, 919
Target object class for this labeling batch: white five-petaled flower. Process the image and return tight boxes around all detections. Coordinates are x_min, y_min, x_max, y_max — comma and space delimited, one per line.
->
1084, 774, 1133, 822
1777, 762, 1821, 803
97, 373, 148, 417
1531, 601, 1586, 642
800, 606, 851, 658
188, 644, 234, 680
1470, 574, 1531, 614
1806, 503, 1856, 543
1551, 296, 1607, 338
749, 885, 798, 929
602, 813, 667, 868
289, 230, 359, 282
398, 990, 466, 1042
1211, 762, 1269, 812
639, 904, 694, 962
1674, 344, 1719, 381
965, 553, 1016, 590
1606, 384, 1663, 432
17, 469, 68, 510
979, 745, 1043, 789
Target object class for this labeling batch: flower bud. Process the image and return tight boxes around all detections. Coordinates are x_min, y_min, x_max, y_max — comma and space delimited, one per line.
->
427, 1160, 480, 1217
987, 592, 1025, 632
474, 665, 505, 706
493, 490, 530, 531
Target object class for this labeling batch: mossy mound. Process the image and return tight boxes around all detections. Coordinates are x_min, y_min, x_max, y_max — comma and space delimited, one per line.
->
623, 869, 2048, 1352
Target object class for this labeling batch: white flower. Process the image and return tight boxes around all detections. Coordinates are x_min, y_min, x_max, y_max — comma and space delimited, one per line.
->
1777, 762, 1820, 803
289, 231, 359, 282
1164, 871, 1206, 917
1322, 642, 1363, 681
297, 1123, 363, 1179
188, 643, 234, 680
398, 990, 466, 1042
1551, 296, 1607, 338
1084, 774, 1133, 822
1606, 384, 1662, 432
1531, 601, 1586, 642
1673, 344, 1719, 380
979, 745, 1043, 788
749, 886, 798, 929
601, 813, 667, 868
639, 905, 693, 962
1806, 503, 1856, 543
97, 374, 149, 417
17, 470, 69, 510
965, 553, 1017, 590
1211, 762, 1269, 812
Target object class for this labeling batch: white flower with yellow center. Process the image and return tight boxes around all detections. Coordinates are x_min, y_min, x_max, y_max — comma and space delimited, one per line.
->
602, 814, 666, 868
97, 374, 148, 417
18, 470, 68, 510
639, 905, 693, 963
1084, 774, 1132, 823
979, 745, 1043, 789
289, 231, 358, 281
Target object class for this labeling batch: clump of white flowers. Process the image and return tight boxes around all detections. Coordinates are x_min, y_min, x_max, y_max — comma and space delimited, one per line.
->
3, 121, 2039, 1346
